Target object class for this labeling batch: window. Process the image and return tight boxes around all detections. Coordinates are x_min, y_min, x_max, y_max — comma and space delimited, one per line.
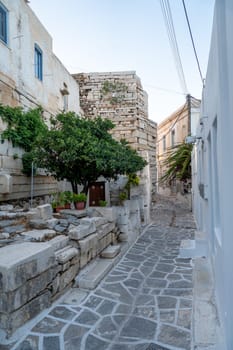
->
171, 129, 175, 147
163, 135, 166, 151
0, 2, 8, 44
34, 44, 43, 81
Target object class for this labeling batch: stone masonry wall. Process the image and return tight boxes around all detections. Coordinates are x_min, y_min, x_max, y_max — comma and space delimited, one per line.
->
73, 71, 157, 201
0, 197, 143, 339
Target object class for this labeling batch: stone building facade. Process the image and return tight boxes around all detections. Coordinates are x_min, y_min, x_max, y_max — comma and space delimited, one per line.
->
157, 96, 200, 196
0, 0, 80, 201
73, 71, 157, 207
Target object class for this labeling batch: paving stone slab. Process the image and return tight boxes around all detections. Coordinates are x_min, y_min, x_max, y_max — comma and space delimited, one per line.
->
101, 244, 121, 259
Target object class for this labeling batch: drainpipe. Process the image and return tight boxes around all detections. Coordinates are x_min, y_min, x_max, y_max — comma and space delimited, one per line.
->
30, 162, 34, 208
186, 94, 191, 136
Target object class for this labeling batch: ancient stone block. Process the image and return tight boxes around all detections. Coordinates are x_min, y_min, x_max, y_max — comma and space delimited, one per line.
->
0, 173, 12, 194
55, 246, 79, 264
0, 290, 51, 336
0, 266, 59, 313
37, 204, 53, 220
68, 222, 96, 241
48, 235, 69, 252
0, 242, 54, 292
58, 264, 79, 292
97, 222, 115, 239
81, 216, 107, 228
21, 229, 57, 242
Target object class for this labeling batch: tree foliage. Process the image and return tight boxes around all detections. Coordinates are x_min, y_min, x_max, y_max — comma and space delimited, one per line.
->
160, 142, 193, 184
34, 113, 147, 193
0, 104, 47, 151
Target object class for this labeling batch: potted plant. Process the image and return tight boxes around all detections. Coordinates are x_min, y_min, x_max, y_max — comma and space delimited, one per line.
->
62, 191, 73, 209
51, 193, 65, 213
51, 191, 72, 212
99, 200, 107, 207
72, 193, 87, 210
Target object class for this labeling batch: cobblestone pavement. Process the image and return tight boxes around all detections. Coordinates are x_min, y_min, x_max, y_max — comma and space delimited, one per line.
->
9, 197, 196, 350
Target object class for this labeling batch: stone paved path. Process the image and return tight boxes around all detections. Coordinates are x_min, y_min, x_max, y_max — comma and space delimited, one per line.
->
8, 197, 196, 350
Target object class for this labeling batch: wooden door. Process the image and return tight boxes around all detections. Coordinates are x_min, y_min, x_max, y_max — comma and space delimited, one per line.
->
89, 182, 105, 206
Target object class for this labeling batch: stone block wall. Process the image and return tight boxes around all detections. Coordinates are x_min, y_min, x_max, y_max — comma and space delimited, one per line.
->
73, 71, 157, 202
0, 204, 120, 338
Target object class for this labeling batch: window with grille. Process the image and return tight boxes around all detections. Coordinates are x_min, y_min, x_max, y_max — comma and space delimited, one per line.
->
0, 2, 8, 44
34, 44, 43, 81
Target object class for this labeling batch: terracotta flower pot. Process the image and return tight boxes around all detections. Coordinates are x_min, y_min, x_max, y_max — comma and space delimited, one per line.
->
75, 201, 85, 210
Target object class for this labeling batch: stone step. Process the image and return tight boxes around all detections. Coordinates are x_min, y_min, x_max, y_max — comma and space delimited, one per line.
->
75, 241, 129, 290
179, 238, 208, 258
100, 244, 121, 259
76, 258, 114, 289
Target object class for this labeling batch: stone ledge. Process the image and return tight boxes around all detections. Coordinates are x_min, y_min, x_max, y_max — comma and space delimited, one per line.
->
100, 245, 120, 259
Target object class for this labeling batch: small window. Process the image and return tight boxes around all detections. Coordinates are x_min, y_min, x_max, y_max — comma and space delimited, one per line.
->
63, 94, 68, 111
0, 2, 8, 44
163, 135, 166, 151
171, 129, 175, 147
34, 44, 43, 81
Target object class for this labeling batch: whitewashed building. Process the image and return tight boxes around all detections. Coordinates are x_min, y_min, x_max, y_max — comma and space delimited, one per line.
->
192, 0, 233, 348
0, 0, 80, 200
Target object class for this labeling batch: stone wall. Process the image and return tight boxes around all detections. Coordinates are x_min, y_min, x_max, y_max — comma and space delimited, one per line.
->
0, 196, 144, 339
73, 71, 157, 203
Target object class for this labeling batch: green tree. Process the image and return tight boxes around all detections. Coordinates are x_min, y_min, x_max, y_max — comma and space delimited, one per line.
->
160, 142, 193, 184
35, 113, 147, 194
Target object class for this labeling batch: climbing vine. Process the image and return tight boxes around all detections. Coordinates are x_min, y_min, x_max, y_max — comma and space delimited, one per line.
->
0, 104, 47, 175
100, 80, 127, 104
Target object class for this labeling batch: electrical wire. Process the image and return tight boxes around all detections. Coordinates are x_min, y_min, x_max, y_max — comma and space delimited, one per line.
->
181, 0, 204, 85
160, 0, 188, 94
144, 83, 186, 95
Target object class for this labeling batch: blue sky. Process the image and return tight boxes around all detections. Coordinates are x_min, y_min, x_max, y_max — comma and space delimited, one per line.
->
29, 0, 215, 124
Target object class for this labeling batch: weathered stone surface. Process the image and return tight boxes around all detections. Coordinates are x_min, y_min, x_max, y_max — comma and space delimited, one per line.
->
32, 316, 65, 333
55, 246, 79, 264
21, 229, 56, 242
0, 242, 54, 291
37, 204, 53, 220
77, 259, 114, 289
29, 219, 49, 229
60, 209, 87, 218
97, 222, 115, 239
48, 235, 69, 252
78, 233, 98, 253
100, 245, 120, 258
0, 290, 51, 335
64, 324, 90, 349
120, 316, 157, 339
158, 324, 191, 349
4, 224, 26, 235
68, 223, 96, 240
43, 336, 60, 350
81, 216, 107, 228
157, 296, 177, 309
75, 309, 100, 325
0, 204, 13, 211
88, 207, 117, 222
0, 266, 58, 312
59, 264, 80, 291
15, 335, 39, 350
49, 306, 76, 320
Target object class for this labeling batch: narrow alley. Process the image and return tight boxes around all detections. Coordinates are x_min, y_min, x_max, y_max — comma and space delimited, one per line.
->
5, 196, 196, 350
